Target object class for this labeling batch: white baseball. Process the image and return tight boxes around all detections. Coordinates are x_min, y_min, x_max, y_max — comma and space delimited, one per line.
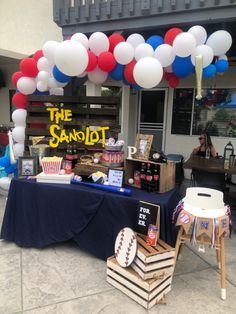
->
128, 178, 134, 184
114, 227, 137, 267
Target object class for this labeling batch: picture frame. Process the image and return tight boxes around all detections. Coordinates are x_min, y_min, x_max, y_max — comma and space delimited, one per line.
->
18, 156, 38, 177
108, 168, 124, 188
134, 134, 153, 161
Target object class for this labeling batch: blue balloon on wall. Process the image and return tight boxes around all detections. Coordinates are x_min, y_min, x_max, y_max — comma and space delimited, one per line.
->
131, 83, 141, 91
53, 66, 72, 83
203, 64, 216, 78
215, 60, 229, 73
172, 56, 194, 78
146, 35, 164, 50
109, 63, 124, 81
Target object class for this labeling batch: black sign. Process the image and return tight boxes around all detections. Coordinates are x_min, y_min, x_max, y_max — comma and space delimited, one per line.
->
135, 201, 160, 236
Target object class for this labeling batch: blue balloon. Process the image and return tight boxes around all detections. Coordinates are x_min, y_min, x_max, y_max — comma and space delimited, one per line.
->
172, 56, 194, 78
109, 63, 124, 81
146, 35, 164, 50
53, 66, 72, 83
33, 89, 50, 95
131, 84, 141, 91
123, 78, 130, 86
215, 60, 229, 73
203, 64, 216, 78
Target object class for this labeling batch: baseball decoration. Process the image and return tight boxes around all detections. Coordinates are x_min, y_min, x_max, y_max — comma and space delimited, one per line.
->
115, 227, 137, 267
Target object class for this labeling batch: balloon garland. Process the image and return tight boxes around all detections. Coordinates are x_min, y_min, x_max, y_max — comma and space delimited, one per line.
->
8, 26, 232, 169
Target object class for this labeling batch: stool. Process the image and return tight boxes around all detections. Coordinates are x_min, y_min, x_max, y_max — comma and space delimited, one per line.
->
174, 187, 229, 300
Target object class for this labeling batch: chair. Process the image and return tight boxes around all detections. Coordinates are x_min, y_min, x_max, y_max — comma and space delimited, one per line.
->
174, 187, 229, 300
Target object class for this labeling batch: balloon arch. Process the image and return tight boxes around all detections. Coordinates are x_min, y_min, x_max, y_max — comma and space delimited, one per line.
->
0, 25, 233, 188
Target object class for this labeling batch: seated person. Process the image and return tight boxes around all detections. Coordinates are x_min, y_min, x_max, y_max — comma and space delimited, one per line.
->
191, 132, 217, 158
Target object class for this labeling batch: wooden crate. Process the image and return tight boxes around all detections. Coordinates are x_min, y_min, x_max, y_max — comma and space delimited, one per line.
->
125, 158, 175, 193
107, 256, 172, 310
131, 234, 175, 280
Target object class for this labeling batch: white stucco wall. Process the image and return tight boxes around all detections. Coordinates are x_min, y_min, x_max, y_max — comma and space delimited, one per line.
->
0, 0, 62, 56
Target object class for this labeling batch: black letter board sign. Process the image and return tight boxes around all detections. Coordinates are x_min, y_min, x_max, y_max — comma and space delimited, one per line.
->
135, 201, 160, 236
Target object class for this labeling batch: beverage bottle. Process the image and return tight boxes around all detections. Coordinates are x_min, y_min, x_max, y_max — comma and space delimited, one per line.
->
140, 163, 146, 190
72, 145, 78, 168
224, 141, 234, 169
153, 164, 159, 191
65, 145, 73, 162
205, 147, 210, 159
146, 163, 153, 192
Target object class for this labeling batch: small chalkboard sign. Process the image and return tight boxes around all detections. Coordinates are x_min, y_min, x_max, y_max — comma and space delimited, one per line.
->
135, 201, 160, 236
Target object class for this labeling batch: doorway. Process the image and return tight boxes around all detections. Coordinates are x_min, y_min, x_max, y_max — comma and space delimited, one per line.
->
138, 89, 168, 154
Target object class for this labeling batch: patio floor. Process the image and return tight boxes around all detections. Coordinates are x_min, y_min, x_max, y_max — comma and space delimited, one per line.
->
0, 182, 236, 314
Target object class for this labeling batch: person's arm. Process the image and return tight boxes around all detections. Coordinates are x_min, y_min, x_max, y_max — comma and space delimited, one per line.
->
191, 146, 199, 156
210, 146, 217, 157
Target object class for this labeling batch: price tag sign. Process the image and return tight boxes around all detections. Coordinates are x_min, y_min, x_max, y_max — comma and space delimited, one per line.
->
108, 169, 124, 187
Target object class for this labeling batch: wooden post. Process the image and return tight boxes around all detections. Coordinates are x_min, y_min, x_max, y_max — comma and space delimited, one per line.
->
219, 235, 226, 300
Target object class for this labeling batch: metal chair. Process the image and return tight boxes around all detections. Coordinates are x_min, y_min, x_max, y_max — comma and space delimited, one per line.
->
174, 187, 228, 300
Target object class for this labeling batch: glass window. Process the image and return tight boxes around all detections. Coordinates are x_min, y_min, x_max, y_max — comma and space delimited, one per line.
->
171, 89, 193, 135
141, 90, 165, 124
171, 88, 236, 137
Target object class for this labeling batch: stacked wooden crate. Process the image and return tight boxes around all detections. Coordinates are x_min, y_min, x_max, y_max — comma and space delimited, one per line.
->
106, 234, 175, 309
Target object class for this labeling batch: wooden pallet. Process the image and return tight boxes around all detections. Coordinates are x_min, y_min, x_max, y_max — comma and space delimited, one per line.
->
131, 234, 175, 280
107, 256, 172, 310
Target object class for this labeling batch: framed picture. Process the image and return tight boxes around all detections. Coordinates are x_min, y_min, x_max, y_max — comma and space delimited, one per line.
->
108, 168, 124, 187
134, 134, 153, 161
18, 156, 38, 177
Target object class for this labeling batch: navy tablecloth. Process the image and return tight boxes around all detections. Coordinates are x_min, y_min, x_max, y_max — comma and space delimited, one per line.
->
1, 178, 181, 260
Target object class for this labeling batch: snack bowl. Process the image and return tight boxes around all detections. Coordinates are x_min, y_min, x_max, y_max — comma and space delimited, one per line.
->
104, 145, 123, 151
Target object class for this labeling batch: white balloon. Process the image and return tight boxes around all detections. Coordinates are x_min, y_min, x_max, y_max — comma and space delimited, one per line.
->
42, 40, 59, 63
114, 42, 134, 65
37, 80, 48, 92
188, 25, 207, 45
37, 57, 53, 72
71, 33, 89, 49
126, 33, 145, 49
17, 77, 36, 95
191, 45, 214, 68
37, 71, 50, 82
154, 44, 175, 67
0, 177, 12, 192
206, 30, 232, 56
77, 71, 88, 78
89, 32, 109, 56
135, 43, 154, 61
88, 66, 108, 84
12, 126, 25, 143
218, 54, 228, 61
133, 57, 163, 89
12, 109, 27, 127
173, 32, 196, 57
13, 143, 24, 158
49, 87, 64, 96
48, 77, 67, 88
54, 40, 88, 76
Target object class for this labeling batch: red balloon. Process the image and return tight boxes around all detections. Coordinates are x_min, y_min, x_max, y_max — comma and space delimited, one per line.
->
33, 50, 44, 61
109, 34, 125, 53
124, 60, 137, 84
168, 75, 179, 88
164, 28, 183, 45
30, 123, 46, 129
162, 71, 173, 81
12, 71, 24, 86
12, 93, 28, 109
98, 52, 116, 72
20, 58, 38, 77
85, 51, 97, 72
